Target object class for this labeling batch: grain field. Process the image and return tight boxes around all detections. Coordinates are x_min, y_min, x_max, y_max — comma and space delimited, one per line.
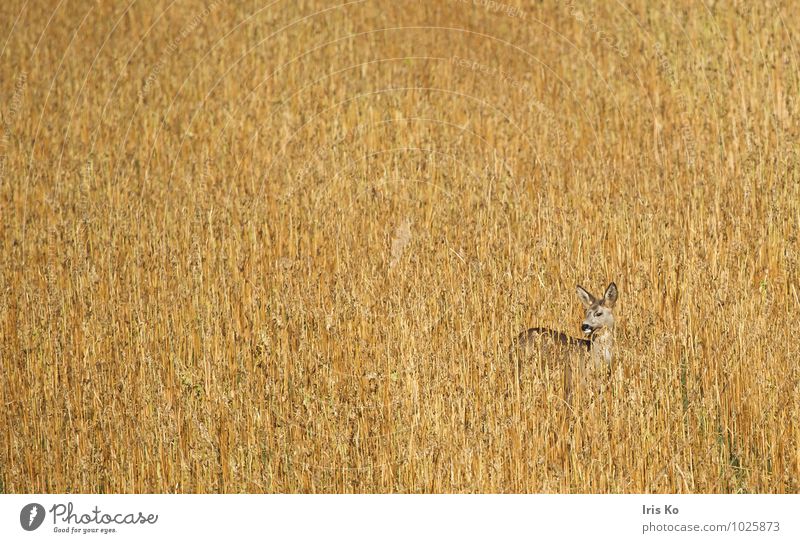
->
1, 1, 798, 493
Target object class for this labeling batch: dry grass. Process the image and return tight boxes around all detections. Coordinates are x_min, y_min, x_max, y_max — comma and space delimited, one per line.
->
1, 0, 798, 493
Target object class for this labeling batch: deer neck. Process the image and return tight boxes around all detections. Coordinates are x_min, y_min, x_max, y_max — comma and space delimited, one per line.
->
590, 328, 614, 364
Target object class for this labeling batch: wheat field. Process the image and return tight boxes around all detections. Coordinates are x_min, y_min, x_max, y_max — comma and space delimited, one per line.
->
1, 1, 798, 494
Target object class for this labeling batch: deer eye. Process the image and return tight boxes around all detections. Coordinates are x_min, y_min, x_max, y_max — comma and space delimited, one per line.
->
596, 311, 603, 316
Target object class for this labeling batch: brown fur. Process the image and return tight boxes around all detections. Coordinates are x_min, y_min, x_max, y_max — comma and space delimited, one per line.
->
512, 282, 618, 401
515, 326, 591, 352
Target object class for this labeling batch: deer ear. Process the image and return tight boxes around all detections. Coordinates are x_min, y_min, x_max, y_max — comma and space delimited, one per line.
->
576, 285, 595, 308
602, 282, 618, 308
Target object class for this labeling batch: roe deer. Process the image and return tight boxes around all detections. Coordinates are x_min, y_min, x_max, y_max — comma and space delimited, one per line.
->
512, 282, 618, 396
